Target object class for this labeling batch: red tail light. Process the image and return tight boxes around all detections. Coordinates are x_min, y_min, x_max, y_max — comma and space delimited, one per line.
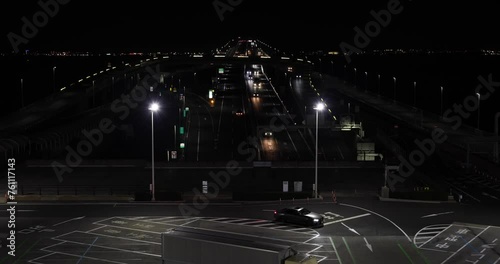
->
274, 210, 277, 214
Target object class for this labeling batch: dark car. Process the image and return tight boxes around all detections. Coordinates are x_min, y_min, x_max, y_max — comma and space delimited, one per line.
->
274, 207, 324, 227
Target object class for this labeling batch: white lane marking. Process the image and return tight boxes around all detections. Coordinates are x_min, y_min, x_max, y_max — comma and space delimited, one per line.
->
86, 225, 106, 233
180, 218, 200, 226
418, 225, 453, 248
51, 238, 161, 257
28, 252, 57, 264
339, 203, 412, 242
323, 213, 371, 226
93, 225, 161, 234
420, 226, 450, 231
341, 223, 360, 236
38, 251, 128, 264
421, 211, 454, 218
40, 241, 66, 251
441, 226, 490, 264
18, 210, 37, 212
85, 231, 160, 245
418, 231, 441, 236
414, 236, 435, 241
53, 216, 86, 226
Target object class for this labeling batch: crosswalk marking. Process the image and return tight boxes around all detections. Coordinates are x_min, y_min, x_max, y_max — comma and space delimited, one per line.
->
413, 224, 450, 247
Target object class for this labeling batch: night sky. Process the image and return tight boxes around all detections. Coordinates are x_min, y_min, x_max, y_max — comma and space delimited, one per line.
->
1, 0, 500, 52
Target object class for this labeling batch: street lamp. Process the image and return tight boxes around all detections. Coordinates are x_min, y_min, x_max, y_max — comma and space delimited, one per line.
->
364, 72, 368, 91
52, 67, 57, 93
440, 86, 444, 118
313, 103, 325, 199
495, 113, 500, 163
476, 93, 481, 130
393, 77, 397, 102
354, 68, 357, 87
149, 103, 160, 201
20, 78, 24, 108
377, 74, 381, 96
413, 81, 417, 107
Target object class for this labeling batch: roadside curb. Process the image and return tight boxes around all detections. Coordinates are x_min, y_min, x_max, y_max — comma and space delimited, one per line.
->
379, 196, 456, 204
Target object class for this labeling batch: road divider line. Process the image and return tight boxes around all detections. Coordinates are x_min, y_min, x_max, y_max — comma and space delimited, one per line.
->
328, 237, 342, 264
398, 243, 415, 264
413, 244, 431, 264
342, 237, 356, 264
324, 213, 371, 226
76, 237, 98, 264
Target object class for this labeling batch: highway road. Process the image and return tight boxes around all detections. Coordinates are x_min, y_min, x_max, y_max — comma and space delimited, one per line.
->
2, 198, 500, 263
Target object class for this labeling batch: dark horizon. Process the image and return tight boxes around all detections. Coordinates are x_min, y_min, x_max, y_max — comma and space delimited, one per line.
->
2, 0, 500, 53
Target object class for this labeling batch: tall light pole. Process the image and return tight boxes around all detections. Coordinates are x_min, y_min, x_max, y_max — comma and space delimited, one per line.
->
52, 66, 56, 93
440, 86, 444, 118
354, 68, 357, 87
111, 76, 115, 99
364, 72, 368, 91
476, 93, 481, 130
149, 103, 159, 201
413, 81, 417, 107
377, 74, 381, 96
313, 103, 325, 198
495, 112, 500, 163
393, 77, 397, 102
20, 78, 24, 108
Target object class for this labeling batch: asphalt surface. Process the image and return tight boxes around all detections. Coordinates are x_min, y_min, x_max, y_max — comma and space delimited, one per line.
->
2, 198, 500, 263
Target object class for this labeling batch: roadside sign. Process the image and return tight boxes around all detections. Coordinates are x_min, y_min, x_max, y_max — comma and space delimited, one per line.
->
283, 181, 289, 192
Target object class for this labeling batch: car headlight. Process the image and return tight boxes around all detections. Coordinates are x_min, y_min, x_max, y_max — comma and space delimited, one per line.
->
313, 219, 319, 222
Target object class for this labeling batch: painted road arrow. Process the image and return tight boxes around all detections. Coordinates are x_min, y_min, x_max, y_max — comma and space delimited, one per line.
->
421, 211, 454, 218
364, 237, 373, 252
341, 222, 360, 235
53, 216, 86, 226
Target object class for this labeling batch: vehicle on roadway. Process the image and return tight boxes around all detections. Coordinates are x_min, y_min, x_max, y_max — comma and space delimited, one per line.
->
264, 130, 273, 137
274, 207, 324, 227
235, 108, 244, 116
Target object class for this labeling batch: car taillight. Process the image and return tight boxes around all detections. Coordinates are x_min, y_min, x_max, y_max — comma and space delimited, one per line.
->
274, 210, 277, 214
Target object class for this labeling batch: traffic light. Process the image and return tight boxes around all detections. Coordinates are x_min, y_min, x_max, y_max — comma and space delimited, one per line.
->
180, 127, 184, 135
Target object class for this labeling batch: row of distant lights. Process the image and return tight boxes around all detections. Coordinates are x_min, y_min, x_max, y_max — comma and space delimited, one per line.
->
310, 79, 334, 118
60, 56, 172, 91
